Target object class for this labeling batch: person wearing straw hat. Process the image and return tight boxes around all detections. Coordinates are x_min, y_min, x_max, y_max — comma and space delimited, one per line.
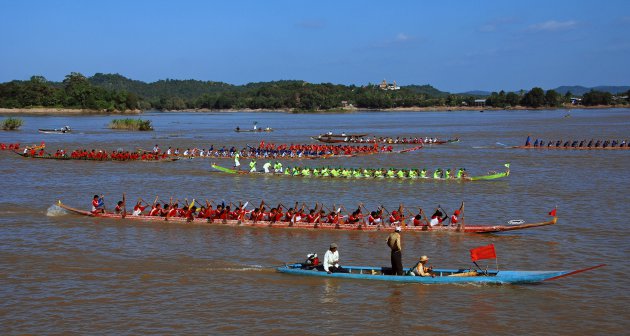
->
410, 256, 435, 277
387, 226, 403, 275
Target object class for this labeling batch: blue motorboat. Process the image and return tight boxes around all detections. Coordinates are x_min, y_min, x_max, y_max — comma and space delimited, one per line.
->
276, 264, 605, 285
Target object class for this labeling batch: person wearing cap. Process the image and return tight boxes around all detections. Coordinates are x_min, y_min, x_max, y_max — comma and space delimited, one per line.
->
410, 256, 435, 277
323, 243, 346, 274
387, 227, 403, 275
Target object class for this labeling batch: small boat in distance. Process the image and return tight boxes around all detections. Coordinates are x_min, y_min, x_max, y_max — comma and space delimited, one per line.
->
235, 127, 273, 132
235, 121, 273, 132
38, 126, 71, 134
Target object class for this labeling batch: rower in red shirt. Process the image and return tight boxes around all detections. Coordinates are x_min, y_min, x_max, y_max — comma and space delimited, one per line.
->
149, 203, 162, 216
91, 194, 105, 214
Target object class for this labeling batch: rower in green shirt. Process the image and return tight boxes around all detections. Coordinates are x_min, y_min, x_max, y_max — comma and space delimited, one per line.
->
396, 169, 406, 178
387, 168, 396, 178
456, 168, 465, 179
420, 168, 427, 178
445, 168, 451, 179
313, 168, 320, 176
408, 169, 418, 179
433, 168, 441, 179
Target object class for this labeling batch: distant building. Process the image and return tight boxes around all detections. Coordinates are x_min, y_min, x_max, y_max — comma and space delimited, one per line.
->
474, 99, 486, 107
379, 79, 400, 90
570, 97, 582, 105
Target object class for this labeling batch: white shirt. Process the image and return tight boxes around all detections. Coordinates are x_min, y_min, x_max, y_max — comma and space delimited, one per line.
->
323, 249, 339, 272
429, 217, 440, 227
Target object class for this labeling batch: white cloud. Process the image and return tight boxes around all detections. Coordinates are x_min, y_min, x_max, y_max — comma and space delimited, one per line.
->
369, 33, 416, 49
396, 33, 410, 41
527, 20, 578, 32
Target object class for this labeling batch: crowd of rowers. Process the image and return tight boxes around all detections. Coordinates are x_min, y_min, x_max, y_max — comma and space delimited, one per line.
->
151, 142, 390, 158
22, 147, 172, 160
94, 195, 463, 228
335, 136, 451, 144
524, 137, 628, 148
16, 142, 392, 161
243, 161, 469, 179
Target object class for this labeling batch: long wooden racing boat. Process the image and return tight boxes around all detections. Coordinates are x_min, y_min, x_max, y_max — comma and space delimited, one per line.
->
14, 151, 179, 162
276, 263, 604, 284
211, 163, 509, 182
511, 145, 630, 150
56, 202, 557, 234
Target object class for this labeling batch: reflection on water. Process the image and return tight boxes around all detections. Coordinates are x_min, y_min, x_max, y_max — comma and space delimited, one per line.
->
320, 279, 340, 304
0, 109, 629, 334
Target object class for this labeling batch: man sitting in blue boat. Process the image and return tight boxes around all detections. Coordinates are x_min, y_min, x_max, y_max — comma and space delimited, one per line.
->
323, 243, 347, 274
409, 255, 435, 277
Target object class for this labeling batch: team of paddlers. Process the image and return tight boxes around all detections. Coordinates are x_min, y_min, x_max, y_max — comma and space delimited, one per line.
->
331, 136, 452, 144
14, 142, 396, 161
244, 163, 470, 179
153, 141, 391, 159
93, 194, 463, 228
524, 136, 628, 148
18, 147, 173, 161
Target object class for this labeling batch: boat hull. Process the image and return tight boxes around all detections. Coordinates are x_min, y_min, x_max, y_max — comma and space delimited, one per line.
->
211, 164, 509, 182
57, 202, 557, 234
511, 145, 629, 150
275, 264, 604, 284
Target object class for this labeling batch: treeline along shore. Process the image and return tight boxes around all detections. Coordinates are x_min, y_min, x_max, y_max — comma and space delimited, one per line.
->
0, 72, 628, 114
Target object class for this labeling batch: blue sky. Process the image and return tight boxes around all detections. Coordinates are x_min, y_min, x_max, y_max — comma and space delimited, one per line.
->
1, 0, 629, 92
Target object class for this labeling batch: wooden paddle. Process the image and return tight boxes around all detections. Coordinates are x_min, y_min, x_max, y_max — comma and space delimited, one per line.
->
121, 193, 126, 219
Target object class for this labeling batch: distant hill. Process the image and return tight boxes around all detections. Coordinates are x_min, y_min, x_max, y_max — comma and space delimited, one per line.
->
460, 90, 491, 96
553, 85, 630, 96
88, 73, 234, 100
402, 84, 449, 97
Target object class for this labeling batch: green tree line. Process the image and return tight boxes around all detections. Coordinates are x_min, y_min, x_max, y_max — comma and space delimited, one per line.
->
0, 73, 628, 111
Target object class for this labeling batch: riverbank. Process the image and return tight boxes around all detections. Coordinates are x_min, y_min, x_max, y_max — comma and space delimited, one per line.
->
0, 104, 626, 115
0, 108, 142, 115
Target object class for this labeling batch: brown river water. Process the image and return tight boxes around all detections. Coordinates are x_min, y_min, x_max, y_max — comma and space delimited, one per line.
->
1, 109, 628, 335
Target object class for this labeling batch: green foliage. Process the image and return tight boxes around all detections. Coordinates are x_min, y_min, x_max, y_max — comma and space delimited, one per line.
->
545, 90, 561, 107
109, 118, 153, 131
1, 117, 23, 130
0, 72, 625, 111
0, 73, 145, 111
520, 87, 546, 108
582, 90, 612, 106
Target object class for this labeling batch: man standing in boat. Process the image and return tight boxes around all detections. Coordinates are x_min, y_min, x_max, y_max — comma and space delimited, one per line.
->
234, 152, 240, 169
387, 227, 403, 275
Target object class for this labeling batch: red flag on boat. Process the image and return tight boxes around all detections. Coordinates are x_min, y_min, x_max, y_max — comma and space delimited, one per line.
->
548, 208, 557, 216
470, 244, 497, 262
